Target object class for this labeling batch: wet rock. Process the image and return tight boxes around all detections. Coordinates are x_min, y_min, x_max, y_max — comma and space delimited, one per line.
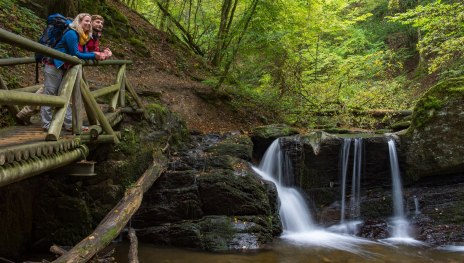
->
205, 135, 253, 161
137, 215, 276, 251
358, 219, 389, 239
134, 171, 203, 226
197, 169, 271, 216
135, 132, 281, 251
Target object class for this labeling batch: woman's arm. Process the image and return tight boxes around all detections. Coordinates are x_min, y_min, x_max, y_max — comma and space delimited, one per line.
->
63, 31, 96, 60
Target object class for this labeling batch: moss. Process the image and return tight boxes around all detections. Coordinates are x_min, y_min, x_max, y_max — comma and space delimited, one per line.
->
128, 36, 151, 56
199, 216, 235, 251
408, 77, 464, 131
252, 124, 299, 139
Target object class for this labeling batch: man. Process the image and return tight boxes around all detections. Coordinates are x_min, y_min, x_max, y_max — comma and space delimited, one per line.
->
17, 14, 112, 124
84, 15, 112, 56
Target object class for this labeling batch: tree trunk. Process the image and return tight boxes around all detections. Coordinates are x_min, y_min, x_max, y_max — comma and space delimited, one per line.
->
46, 0, 78, 17
215, 0, 259, 89
212, 0, 232, 66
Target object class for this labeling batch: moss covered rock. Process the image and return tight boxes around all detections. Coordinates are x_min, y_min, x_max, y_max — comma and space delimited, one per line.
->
401, 77, 464, 180
205, 135, 253, 161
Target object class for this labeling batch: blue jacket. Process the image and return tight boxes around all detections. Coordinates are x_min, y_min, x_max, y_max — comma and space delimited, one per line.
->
53, 29, 96, 68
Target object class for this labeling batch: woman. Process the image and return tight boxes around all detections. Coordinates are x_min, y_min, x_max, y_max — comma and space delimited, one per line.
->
41, 13, 106, 132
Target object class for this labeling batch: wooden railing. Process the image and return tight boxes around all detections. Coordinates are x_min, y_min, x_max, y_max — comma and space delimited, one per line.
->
0, 28, 147, 143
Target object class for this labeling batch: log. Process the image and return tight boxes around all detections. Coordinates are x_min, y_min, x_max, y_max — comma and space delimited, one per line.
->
52, 155, 167, 263
311, 109, 412, 118
128, 228, 139, 263
50, 245, 67, 256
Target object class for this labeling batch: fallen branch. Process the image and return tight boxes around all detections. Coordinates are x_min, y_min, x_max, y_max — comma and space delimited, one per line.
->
52, 154, 167, 263
128, 228, 139, 263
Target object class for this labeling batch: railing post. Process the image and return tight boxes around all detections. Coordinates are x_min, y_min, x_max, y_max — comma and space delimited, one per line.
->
110, 64, 126, 112
125, 78, 149, 120
46, 65, 80, 141
72, 66, 83, 134
120, 72, 126, 108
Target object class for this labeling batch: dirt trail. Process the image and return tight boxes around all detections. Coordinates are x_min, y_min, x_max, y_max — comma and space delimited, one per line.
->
100, 0, 260, 133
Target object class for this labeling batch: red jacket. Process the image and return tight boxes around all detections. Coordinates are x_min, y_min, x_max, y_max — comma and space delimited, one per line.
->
78, 32, 100, 52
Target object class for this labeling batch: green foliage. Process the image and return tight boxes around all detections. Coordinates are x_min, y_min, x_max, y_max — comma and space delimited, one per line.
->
388, 1, 464, 74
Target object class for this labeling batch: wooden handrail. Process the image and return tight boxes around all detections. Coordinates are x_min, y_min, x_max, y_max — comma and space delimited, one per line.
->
0, 28, 81, 65
0, 57, 35, 66
0, 90, 66, 107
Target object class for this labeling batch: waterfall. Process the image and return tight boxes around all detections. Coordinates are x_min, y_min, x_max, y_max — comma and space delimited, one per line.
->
340, 138, 363, 222
340, 138, 351, 223
254, 139, 315, 232
387, 138, 411, 238
350, 138, 363, 219
252, 138, 375, 252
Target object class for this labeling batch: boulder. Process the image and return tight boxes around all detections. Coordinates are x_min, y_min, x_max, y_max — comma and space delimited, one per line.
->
401, 77, 464, 181
134, 132, 281, 251
197, 169, 272, 216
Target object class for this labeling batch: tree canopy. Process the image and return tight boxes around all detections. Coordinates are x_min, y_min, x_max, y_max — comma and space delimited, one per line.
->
123, 0, 463, 128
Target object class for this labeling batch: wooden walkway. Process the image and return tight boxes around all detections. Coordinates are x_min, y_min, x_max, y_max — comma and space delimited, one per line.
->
0, 28, 147, 187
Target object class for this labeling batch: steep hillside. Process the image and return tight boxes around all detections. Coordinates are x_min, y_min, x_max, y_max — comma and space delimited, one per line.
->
0, 0, 263, 132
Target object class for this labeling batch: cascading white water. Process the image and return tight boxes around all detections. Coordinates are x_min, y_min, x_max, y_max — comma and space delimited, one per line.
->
252, 139, 375, 252
350, 138, 363, 219
254, 139, 314, 232
340, 138, 351, 223
387, 138, 411, 238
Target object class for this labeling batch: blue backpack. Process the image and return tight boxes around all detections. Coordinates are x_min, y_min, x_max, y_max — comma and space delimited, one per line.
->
35, 14, 72, 82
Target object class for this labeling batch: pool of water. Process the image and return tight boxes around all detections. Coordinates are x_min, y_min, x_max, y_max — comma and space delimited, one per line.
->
113, 239, 464, 263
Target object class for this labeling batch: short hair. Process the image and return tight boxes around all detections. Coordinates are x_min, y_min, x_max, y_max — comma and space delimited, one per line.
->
92, 15, 104, 22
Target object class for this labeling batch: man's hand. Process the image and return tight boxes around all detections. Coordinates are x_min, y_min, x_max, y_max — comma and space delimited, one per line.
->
104, 48, 113, 57
94, 52, 107, 61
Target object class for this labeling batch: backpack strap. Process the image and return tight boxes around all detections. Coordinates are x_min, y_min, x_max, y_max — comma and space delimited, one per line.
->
35, 62, 39, 84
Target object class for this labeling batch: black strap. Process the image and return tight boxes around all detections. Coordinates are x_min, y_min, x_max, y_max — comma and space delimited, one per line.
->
35, 62, 39, 84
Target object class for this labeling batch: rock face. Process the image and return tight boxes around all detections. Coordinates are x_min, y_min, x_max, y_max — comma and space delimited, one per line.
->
400, 77, 464, 180
251, 124, 299, 161
279, 132, 394, 210
134, 133, 281, 251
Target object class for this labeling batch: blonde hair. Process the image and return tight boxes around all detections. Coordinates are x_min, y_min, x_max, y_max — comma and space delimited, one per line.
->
69, 13, 92, 36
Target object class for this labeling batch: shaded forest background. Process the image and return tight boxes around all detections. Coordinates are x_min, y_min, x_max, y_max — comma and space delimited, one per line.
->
1, 0, 464, 130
